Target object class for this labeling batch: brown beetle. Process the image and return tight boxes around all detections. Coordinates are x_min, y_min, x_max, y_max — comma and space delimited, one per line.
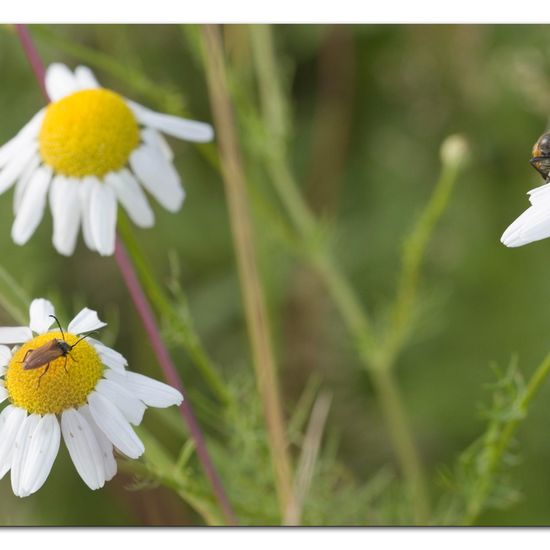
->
22, 315, 95, 385
530, 132, 550, 180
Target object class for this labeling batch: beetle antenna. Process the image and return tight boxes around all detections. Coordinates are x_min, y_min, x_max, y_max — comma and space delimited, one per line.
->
71, 330, 99, 349
49, 314, 65, 341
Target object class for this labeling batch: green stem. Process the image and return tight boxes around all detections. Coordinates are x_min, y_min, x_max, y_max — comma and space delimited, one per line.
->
200, 24, 296, 521
370, 367, 431, 524
464, 353, 550, 525
385, 161, 461, 363
117, 214, 230, 406
249, 24, 431, 522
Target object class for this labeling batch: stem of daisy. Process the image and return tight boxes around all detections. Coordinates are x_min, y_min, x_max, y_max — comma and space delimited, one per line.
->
114, 238, 236, 525
200, 24, 296, 522
15, 24, 237, 527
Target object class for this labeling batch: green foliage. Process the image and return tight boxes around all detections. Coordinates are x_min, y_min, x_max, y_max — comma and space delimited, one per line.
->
0, 23, 550, 526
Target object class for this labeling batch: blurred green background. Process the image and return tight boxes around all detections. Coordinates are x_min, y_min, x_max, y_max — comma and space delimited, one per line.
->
0, 24, 550, 525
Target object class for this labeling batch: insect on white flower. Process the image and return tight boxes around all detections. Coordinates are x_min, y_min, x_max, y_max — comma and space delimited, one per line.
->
501, 132, 550, 248
0, 298, 183, 497
0, 63, 214, 256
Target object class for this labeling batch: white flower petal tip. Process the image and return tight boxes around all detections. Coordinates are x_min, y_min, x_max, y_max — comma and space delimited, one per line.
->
61, 409, 106, 490
501, 204, 550, 248
45, 63, 79, 101
105, 369, 183, 408
68, 308, 107, 335
29, 298, 56, 334
0, 326, 33, 344
129, 101, 214, 143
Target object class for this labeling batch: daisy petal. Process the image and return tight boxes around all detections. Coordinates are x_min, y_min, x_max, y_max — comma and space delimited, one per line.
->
75, 66, 100, 90
45, 63, 79, 101
28, 298, 56, 335
130, 144, 185, 212
0, 345, 12, 366
0, 109, 45, 170
141, 128, 174, 161
501, 205, 550, 247
128, 101, 214, 142
528, 182, 550, 206
96, 379, 146, 425
68, 308, 107, 335
13, 153, 40, 215
0, 406, 27, 479
21, 414, 61, 495
11, 414, 41, 497
50, 176, 81, 256
89, 179, 117, 256
105, 169, 154, 228
0, 385, 8, 405
0, 141, 38, 195
105, 369, 183, 408
89, 338, 127, 373
0, 327, 33, 344
11, 165, 53, 246
88, 391, 144, 459
79, 405, 117, 482
61, 408, 105, 490
79, 177, 98, 252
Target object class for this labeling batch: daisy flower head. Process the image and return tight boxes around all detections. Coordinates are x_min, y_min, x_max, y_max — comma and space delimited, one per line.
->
0, 63, 214, 256
0, 298, 183, 497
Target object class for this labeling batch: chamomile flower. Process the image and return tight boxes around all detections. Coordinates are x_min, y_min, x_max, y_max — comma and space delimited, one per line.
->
0, 298, 183, 497
0, 63, 214, 256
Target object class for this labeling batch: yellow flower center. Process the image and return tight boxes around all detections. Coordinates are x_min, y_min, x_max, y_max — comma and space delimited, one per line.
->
5, 332, 103, 415
39, 89, 140, 179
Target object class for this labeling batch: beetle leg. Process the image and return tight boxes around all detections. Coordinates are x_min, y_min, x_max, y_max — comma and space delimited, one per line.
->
37, 363, 50, 388
63, 354, 70, 375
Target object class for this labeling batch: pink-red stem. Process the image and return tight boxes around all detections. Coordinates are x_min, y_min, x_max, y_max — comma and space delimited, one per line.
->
15, 24, 236, 526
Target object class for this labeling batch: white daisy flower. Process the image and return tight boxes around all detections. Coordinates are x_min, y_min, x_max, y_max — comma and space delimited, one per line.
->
0, 63, 214, 256
0, 297, 183, 497
501, 181, 550, 247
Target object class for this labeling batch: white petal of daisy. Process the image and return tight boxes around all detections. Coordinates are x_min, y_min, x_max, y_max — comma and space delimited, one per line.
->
45, 63, 80, 102
21, 414, 61, 496
0, 326, 33, 344
96, 379, 146, 425
130, 144, 185, 212
67, 307, 107, 335
128, 100, 214, 143
0, 406, 27, 479
0, 109, 45, 170
74, 65, 100, 90
11, 414, 41, 497
0, 141, 38, 195
79, 177, 98, 252
88, 338, 127, 373
50, 176, 81, 256
501, 204, 550, 247
28, 298, 56, 335
79, 405, 117, 482
87, 391, 144, 459
61, 408, 106, 490
141, 127, 174, 161
528, 182, 550, 206
105, 169, 154, 228
13, 153, 40, 215
104, 369, 183, 408
0, 384, 8, 404
11, 165, 53, 246
0, 345, 12, 366
89, 179, 117, 256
